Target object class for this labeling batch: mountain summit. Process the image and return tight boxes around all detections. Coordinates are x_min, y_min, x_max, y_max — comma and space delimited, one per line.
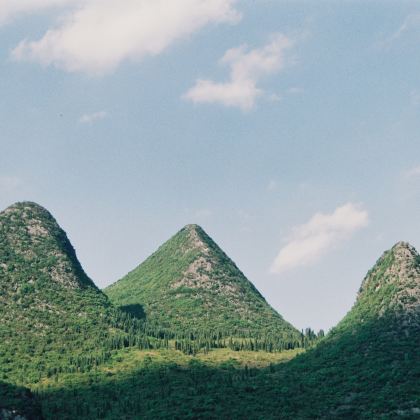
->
105, 224, 299, 339
0, 201, 96, 290
338, 241, 420, 332
0, 202, 140, 384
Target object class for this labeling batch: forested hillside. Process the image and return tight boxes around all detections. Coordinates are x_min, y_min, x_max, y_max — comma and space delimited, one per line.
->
0, 203, 418, 419
0, 202, 160, 385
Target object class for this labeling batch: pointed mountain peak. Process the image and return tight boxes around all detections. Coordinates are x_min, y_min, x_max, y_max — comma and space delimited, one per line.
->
181, 223, 212, 239
390, 241, 418, 259
180, 223, 208, 248
184, 223, 202, 232
106, 225, 299, 338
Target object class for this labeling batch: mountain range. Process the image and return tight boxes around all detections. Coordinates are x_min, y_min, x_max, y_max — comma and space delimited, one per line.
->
0, 201, 418, 419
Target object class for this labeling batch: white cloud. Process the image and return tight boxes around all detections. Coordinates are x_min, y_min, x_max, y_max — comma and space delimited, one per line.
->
79, 111, 108, 124
184, 34, 293, 111
270, 203, 369, 274
11, 0, 241, 75
0, 0, 78, 26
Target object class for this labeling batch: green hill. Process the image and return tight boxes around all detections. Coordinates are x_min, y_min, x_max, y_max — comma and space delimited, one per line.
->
0, 202, 149, 385
1, 203, 418, 419
37, 242, 420, 419
269, 241, 420, 418
105, 224, 299, 341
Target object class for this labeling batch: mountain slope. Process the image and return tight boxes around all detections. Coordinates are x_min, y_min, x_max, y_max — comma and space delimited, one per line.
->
0, 202, 144, 384
105, 224, 299, 340
338, 241, 420, 330
35, 242, 420, 419
269, 241, 420, 418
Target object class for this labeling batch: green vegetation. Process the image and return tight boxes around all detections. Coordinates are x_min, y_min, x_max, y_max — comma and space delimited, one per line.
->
0, 202, 161, 386
105, 224, 300, 344
0, 202, 419, 419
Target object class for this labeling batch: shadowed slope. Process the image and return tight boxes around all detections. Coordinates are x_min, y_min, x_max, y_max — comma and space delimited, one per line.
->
0, 381, 43, 420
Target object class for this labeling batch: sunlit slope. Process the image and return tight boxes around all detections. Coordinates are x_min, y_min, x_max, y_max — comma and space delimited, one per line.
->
105, 224, 299, 340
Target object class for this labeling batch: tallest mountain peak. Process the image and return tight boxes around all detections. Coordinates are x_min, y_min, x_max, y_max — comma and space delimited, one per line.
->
105, 225, 299, 339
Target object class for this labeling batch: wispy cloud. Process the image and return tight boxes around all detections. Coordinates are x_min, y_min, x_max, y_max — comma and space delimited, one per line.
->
10, 0, 241, 75
270, 203, 369, 274
388, 13, 420, 43
377, 13, 420, 50
79, 111, 108, 124
184, 34, 293, 111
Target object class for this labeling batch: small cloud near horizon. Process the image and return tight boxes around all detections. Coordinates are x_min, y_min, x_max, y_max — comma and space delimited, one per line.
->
184, 34, 294, 111
270, 203, 369, 274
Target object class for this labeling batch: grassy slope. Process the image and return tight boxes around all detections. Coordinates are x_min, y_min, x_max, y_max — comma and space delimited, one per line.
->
105, 224, 299, 339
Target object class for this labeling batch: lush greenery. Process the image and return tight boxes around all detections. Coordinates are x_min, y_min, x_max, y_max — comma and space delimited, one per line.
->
23, 312, 420, 419
105, 224, 300, 340
0, 203, 419, 419
0, 203, 162, 386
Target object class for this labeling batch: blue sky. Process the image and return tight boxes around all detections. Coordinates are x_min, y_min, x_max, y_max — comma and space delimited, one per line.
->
1, 0, 420, 331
